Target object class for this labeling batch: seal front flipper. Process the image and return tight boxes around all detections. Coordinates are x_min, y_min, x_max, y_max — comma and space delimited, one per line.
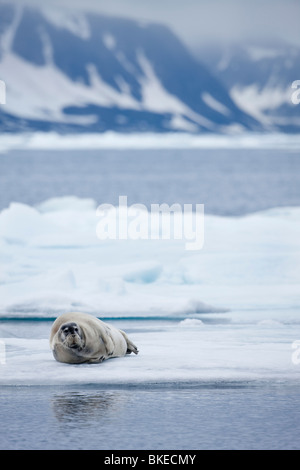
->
99, 327, 115, 357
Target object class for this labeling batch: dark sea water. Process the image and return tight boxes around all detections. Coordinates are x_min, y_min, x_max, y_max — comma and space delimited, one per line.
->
0, 147, 300, 215
1, 383, 300, 450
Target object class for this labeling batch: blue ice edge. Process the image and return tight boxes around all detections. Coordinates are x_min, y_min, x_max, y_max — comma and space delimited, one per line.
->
0, 314, 230, 323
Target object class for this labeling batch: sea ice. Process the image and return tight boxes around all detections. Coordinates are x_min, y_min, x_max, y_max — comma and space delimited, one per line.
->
0, 197, 299, 385
0, 198, 299, 317
0, 319, 299, 386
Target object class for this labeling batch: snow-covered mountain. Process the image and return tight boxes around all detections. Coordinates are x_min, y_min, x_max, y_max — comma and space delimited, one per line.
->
0, 4, 259, 134
195, 41, 300, 133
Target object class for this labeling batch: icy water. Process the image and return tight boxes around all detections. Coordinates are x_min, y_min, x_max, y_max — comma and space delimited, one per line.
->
0, 147, 300, 215
1, 382, 300, 450
1, 146, 300, 450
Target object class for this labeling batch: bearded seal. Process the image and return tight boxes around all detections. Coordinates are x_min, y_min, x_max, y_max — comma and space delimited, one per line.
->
50, 312, 138, 364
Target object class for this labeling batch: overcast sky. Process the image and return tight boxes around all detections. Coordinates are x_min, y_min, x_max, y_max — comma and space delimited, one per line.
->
10, 0, 300, 48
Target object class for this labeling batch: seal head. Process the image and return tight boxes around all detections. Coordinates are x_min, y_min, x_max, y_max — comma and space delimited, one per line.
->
58, 322, 84, 350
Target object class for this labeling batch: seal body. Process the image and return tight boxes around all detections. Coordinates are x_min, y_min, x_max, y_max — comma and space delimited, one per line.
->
50, 312, 138, 364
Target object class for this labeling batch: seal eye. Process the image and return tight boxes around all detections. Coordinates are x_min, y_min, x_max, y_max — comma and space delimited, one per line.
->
62, 323, 79, 336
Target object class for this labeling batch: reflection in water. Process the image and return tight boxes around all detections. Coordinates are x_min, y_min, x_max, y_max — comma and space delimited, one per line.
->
51, 391, 124, 425
2, 385, 300, 449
